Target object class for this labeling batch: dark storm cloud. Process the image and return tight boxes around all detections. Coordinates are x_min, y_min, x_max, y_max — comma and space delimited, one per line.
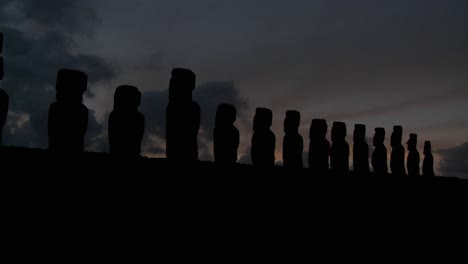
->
1, 0, 98, 35
140, 81, 248, 158
0, 1, 115, 149
438, 143, 468, 179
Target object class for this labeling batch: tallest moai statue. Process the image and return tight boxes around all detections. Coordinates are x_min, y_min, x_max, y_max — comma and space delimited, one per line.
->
166, 68, 201, 161
0, 32, 9, 145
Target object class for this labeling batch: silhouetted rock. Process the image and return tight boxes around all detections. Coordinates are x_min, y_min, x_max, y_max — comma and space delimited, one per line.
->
407, 134, 420, 176
0, 32, 2, 54
330, 121, 349, 175
283, 110, 303, 169
166, 68, 200, 162
390, 126, 406, 176
372, 128, 388, 175
48, 69, 88, 153
214, 104, 239, 165
309, 119, 330, 174
109, 85, 144, 156
251, 107, 275, 167
353, 124, 369, 175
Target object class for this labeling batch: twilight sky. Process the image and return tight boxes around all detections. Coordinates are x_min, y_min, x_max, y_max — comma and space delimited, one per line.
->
1, 0, 467, 177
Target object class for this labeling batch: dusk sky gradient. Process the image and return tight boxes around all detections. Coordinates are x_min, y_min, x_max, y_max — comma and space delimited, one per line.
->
1, 0, 467, 177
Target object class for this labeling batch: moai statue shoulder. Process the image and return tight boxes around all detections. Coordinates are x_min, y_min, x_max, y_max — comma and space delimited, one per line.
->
251, 107, 275, 167
407, 133, 420, 176
48, 69, 89, 153
372, 127, 388, 175
283, 110, 303, 169
214, 103, 239, 165
423, 141, 435, 177
166, 68, 200, 161
109, 85, 145, 156
308, 119, 330, 174
353, 124, 369, 174
330, 121, 349, 175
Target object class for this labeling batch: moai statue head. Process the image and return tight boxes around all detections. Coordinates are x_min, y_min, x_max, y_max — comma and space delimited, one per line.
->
56, 69, 87, 104
331, 121, 346, 142
309, 119, 328, 140
284, 110, 300, 134
407, 133, 418, 150
353, 124, 366, 143
391, 125, 403, 148
253, 107, 272, 132
169, 68, 196, 103
424, 141, 432, 155
373, 128, 385, 147
216, 104, 236, 128
114, 85, 141, 111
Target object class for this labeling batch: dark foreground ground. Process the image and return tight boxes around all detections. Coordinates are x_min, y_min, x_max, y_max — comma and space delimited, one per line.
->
1, 146, 466, 257
2, 146, 466, 192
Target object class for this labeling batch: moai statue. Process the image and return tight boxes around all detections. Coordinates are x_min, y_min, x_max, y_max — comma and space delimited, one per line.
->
390, 126, 406, 176
308, 119, 330, 174
166, 68, 201, 162
109, 85, 145, 156
251, 107, 275, 167
0, 32, 9, 145
372, 128, 388, 175
283, 110, 303, 169
330, 121, 349, 175
48, 69, 88, 153
353, 124, 369, 175
423, 141, 435, 177
214, 104, 239, 165
407, 134, 420, 176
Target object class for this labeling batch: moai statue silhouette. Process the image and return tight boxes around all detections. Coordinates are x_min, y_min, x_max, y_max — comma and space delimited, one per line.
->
283, 110, 303, 169
0, 32, 9, 145
109, 85, 145, 156
48, 69, 88, 153
372, 128, 388, 175
353, 124, 369, 175
330, 121, 349, 175
390, 126, 406, 176
214, 104, 239, 165
423, 141, 435, 177
407, 134, 420, 176
166, 68, 201, 162
308, 119, 330, 174
251, 107, 275, 167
